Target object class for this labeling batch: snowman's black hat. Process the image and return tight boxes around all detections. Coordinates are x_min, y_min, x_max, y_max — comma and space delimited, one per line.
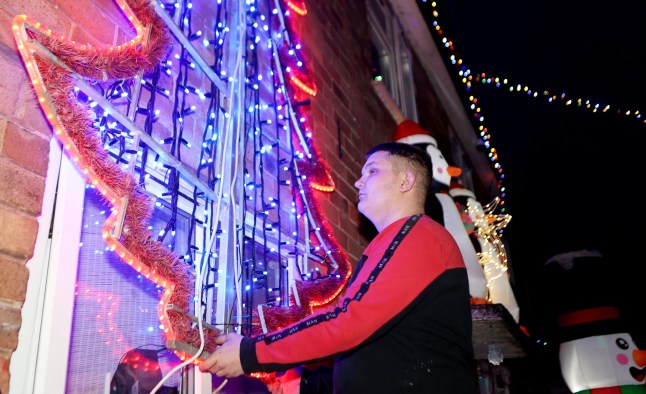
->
544, 250, 628, 342
557, 306, 628, 342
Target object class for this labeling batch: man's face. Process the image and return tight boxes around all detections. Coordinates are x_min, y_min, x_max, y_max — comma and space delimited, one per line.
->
354, 150, 402, 220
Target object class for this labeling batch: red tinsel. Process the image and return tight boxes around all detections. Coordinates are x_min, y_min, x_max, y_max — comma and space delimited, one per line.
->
32, 0, 172, 81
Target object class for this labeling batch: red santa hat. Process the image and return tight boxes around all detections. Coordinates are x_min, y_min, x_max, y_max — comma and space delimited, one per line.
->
392, 120, 438, 147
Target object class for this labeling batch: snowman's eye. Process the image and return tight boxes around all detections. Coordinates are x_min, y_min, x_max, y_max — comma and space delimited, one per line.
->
616, 337, 629, 350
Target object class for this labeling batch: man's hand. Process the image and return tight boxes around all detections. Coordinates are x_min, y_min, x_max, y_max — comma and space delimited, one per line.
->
200, 333, 245, 377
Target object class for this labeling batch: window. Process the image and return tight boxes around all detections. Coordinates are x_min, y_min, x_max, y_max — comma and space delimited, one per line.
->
368, 0, 418, 121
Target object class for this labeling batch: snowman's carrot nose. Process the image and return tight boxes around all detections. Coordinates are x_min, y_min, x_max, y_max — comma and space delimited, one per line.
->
633, 349, 646, 368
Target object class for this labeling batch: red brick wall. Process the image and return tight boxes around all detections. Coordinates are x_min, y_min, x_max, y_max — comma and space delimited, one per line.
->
300, 1, 400, 259
0, 0, 451, 392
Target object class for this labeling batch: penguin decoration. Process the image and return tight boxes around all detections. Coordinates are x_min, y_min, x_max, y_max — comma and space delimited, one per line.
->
545, 250, 646, 393
391, 119, 488, 301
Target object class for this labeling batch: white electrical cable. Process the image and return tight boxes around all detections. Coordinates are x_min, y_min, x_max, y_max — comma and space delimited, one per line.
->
228, 0, 247, 337
150, 248, 206, 393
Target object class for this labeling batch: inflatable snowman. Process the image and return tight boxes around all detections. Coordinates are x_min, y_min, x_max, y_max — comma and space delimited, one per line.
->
545, 250, 646, 393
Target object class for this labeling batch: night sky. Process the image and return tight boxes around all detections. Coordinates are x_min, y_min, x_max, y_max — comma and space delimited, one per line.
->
419, 0, 646, 348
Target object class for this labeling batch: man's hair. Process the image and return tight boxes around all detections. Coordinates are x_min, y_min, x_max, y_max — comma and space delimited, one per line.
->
365, 142, 433, 198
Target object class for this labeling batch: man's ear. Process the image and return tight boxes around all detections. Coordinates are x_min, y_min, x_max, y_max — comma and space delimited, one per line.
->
400, 171, 416, 192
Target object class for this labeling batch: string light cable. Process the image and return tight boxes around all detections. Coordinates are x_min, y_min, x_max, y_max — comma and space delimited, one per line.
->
421, 0, 646, 212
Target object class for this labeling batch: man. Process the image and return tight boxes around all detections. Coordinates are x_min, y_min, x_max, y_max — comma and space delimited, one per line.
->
202, 142, 478, 393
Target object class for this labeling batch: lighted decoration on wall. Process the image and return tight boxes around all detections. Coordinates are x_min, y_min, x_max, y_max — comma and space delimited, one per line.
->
545, 250, 646, 393
12, 0, 220, 361
12, 0, 352, 376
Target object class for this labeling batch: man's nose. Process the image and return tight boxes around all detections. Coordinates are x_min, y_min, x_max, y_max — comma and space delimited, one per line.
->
354, 178, 362, 188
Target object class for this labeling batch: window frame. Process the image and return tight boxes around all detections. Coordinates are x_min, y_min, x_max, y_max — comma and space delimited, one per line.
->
368, 0, 418, 122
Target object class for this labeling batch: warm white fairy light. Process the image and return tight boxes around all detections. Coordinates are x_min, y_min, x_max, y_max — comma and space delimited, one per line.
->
467, 197, 512, 300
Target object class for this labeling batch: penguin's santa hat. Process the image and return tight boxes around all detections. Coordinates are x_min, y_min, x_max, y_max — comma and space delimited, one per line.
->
391, 120, 463, 182
544, 250, 629, 343
392, 119, 439, 147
